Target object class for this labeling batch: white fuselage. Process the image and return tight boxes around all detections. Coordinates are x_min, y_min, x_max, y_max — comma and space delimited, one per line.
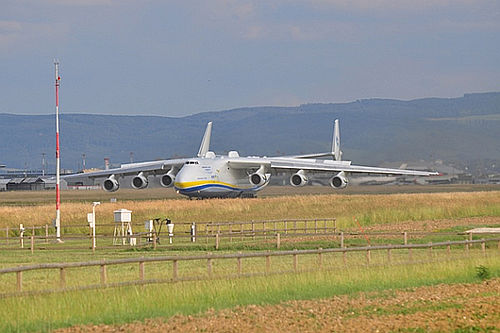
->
174, 158, 268, 198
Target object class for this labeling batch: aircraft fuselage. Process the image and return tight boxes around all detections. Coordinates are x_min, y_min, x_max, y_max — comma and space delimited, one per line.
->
174, 158, 268, 198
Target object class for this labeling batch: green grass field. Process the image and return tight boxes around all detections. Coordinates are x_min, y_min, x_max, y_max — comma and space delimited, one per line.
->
0, 187, 498, 331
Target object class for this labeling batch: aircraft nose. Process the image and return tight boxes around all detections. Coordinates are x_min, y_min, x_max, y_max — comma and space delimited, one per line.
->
174, 166, 192, 189
174, 167, 187, 184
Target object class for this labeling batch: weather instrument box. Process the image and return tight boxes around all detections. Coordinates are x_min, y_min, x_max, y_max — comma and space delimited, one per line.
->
114, 209, 132, 223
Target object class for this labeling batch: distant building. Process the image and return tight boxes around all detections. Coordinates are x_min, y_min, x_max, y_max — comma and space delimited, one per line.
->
4, 177, 64, 191
0, 179, 8, 191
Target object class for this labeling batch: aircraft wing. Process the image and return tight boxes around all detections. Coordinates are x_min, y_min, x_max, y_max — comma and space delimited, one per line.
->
63, 158, 187, 180
228, 157, 437, 176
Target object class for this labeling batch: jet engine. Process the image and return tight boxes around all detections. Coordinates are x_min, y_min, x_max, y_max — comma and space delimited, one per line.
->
249, 171, 267, 186
290, 170, 308, 187
329, 171, 348, 189
103, 175, 119, 192
160, 171, 176, 188
131, 172, 148, 189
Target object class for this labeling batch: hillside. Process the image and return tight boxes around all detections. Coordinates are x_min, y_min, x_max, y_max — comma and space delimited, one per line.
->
1, 92, 499, 171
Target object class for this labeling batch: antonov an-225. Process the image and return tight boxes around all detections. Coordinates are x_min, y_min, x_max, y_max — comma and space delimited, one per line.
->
64, 120, 437, 198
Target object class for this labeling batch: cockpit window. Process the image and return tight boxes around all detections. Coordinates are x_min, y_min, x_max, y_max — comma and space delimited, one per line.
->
185, 161, 199, 165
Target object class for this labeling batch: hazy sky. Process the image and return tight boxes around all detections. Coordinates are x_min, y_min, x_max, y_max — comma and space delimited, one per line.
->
1, 0, 499, 117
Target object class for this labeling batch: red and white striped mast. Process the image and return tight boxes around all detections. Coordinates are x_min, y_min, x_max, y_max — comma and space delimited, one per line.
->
54, 60, 62, 242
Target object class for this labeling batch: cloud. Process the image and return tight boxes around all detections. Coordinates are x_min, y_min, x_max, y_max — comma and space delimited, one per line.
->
242, 21, 358, 42
22, 0, 116, 6
305, 0, 487, 11
0, 20, 69, 54
205, 0, 256, 21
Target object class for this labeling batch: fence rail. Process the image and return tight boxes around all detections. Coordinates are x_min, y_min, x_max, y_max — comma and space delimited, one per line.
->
1, 237, 499, 298
0, 227, 498, 252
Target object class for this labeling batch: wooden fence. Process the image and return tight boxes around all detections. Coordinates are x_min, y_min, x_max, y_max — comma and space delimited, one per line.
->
0, 218, 338, 251
1, 237, 498, 298
0, 227, 497, 252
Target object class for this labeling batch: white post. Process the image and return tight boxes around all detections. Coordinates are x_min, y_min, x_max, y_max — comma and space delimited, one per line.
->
191, 222, 196, 242
19, 224, 25, 248
167, 222, 174, 244
92, 202, 100, 251
54, 60, 62, 243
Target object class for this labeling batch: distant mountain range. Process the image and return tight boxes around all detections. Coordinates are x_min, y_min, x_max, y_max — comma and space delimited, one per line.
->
1, 92, 499, 172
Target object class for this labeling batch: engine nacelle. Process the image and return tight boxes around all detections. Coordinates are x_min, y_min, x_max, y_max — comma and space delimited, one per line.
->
131, 172, 148, 189
249, 172, 267, 186
290, 170, 308, 187
160, 172, 176, 188
330, 171, 348, 189
103, 175, 119, 192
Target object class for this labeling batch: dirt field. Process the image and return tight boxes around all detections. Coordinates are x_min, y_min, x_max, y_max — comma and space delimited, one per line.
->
58, 279, 499, 333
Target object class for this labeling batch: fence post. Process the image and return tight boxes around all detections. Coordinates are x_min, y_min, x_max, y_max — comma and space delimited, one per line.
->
215, 233, 219, 250
403, 232, 407, 245
173, 260, 178, 281
237, 252, 242, 276
32, 225, 35, 238
447, 242, 451, 258
340, 232, 344, 248
293, 249, 298, 272
428, 242, 433, 258
139, 260, 145, 281
60, 268, 66, 289
207, 253, 213, 277
366, 246, 371, 265
100, 261, 107, 285
30, 236, 34, 254
276, 233, 280, 249
318, 248, 323, 270
284, 220, 288, 234
481, 239, 486, 256
153, 232, 157, 250
45, 224, 49, 244
16, 271, 22, 292
465, 240, 469, 254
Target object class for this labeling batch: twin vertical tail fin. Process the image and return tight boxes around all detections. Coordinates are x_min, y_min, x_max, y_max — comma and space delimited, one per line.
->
333, 119, 342, 161
197, 122, 213, 157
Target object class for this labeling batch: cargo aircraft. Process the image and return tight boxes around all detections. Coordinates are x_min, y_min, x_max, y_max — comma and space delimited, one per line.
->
64, 120, 437, 198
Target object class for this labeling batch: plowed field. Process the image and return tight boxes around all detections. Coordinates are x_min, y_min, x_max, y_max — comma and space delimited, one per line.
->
58, 279, 499, 333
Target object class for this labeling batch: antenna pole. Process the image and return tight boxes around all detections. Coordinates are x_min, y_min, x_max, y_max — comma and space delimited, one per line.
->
54, 60, 62, 242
